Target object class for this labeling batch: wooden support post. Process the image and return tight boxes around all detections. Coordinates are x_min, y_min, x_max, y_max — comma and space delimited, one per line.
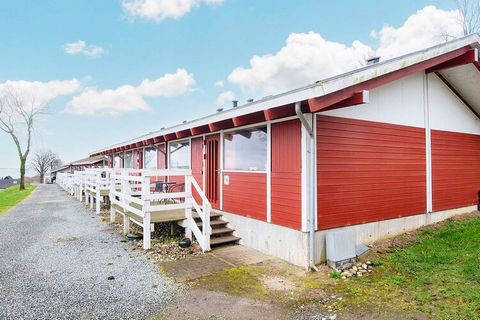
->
96, 190, 100, 215
143, 213, 151, 249
110, 206, 115, 223
123, 215, 130, 235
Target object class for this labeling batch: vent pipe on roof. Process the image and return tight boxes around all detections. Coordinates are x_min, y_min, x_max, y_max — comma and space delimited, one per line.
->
232, 100, 238, 108
247, 98, 254, 103
366, 56, 380, 65
216, 108, 223, 112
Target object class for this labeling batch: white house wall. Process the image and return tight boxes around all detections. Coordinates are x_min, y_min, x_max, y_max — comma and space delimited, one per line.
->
428, 73, 480, 134
320, 73, 425, 128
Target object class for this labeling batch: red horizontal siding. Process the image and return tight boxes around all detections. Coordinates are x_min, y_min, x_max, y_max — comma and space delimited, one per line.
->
317, 115, 426, 230
432, 130, 480, 211
271, 120, 302, 230
222, 172, 267, 221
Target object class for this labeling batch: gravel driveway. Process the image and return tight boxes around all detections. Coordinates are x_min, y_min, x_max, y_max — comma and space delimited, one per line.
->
0, 184, 179, 320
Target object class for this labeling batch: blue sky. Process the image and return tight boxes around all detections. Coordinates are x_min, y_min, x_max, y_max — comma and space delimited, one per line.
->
0, 0, 460, 175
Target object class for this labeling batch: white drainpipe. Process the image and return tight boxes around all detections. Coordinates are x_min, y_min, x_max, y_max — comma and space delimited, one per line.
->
295, 102, 318, 271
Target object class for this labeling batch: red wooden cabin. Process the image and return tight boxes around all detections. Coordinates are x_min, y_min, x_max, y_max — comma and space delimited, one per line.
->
90, 35, 480, 268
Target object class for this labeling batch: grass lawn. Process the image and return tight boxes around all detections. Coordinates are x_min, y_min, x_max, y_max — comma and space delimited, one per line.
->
191, 212, 480, 320
334, 213, 480, 319
0, 184, 36, 216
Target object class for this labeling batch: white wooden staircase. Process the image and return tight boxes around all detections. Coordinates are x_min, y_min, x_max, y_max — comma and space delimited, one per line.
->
192, 211, 241, 247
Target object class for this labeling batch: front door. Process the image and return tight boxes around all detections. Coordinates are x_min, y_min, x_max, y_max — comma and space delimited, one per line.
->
205, 134, 220, 209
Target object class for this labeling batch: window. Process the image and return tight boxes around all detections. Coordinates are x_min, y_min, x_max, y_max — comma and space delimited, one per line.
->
224, 127, 267, 171
144, 147, 157, 169
114, 154, 122, 168
124, 151, 133, 168
169, 140, 190, 169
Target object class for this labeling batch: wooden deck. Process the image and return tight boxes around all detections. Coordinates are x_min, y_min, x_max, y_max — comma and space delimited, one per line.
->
111, 202, 185, 223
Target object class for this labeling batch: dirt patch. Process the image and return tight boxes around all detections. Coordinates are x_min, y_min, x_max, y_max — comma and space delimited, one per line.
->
156, 288, 289, 320
264, 276, 296, 291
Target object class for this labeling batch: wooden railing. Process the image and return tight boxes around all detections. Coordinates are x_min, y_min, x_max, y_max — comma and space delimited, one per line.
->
109, 169, 212, 251
84, 168, 111, 214
57, 168, 212, 252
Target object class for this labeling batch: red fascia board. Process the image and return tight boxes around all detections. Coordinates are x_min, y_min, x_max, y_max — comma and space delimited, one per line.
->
191, 125, 210, 136
163, 133, 177, 141
176, 129, 192, 139
308, 46, 472, 113
435, 72, 480, 119
135, 142, 143, 148
153, 136, 164, 144
146, 138, 155, 146
264, 104, 295, 120
318, 90, 369, 112
426, 48, 478, 73
232, 111, 266, 127
208, 119, 234, 132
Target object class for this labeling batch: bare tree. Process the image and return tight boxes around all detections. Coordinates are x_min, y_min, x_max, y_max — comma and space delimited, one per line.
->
455, 0, 480, 35
0, 88, 46, 190
30, 150, 61, 183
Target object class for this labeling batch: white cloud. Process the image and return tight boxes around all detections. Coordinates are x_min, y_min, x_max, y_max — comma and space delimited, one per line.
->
63, 40, 104, 58
65, 69, 195, 115
374, 6, 464, 59
216, 90, 235, 106
227, 6, 466, 95
0, 79, 80, 106
122, 0, 223, 23
228, 32, 372, 94
66, 85, 148, 116
136, 68, 195, 96
214, 80, 224, 87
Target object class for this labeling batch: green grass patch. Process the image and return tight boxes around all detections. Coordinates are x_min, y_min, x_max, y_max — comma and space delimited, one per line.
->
336, 216, 480, 319
193, 265, 269, 299
0, 184, 36, 216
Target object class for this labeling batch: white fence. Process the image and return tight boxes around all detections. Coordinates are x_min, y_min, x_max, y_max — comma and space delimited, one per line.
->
56, 168, 212, 252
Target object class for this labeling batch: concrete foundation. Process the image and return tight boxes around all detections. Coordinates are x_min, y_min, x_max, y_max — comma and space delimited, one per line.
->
314, 205, 477, 264
219, 205, 476, 268
220, 211, 309, 268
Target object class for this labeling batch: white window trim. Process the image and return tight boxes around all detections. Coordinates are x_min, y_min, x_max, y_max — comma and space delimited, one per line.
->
167, 138, 192, 170
222, 125, 269, 172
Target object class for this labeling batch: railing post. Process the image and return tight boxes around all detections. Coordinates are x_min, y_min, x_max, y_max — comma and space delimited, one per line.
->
185, 174, 193, 241
142, 172, 151, 250
109, 172, 115, 223
95, 172, 101, 215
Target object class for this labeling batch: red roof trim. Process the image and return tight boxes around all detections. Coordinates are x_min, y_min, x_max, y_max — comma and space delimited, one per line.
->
308, 46, 472, 113
426, 48, 478, 73
209, 119, 234, 132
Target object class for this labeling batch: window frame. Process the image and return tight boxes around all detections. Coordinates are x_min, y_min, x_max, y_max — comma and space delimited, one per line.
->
143, 146, 158, 169
124, 150, 134, 169
168, 138, 191, 170
222, 125, 268, 173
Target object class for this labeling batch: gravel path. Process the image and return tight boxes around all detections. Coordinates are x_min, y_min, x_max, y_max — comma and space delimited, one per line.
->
0, 184, 179, 320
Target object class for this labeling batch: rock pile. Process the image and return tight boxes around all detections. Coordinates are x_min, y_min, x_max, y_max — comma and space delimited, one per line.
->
339, 261, 373, 279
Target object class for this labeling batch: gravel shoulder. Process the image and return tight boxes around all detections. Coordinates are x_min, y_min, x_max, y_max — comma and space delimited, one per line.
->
0, 184, 179, 320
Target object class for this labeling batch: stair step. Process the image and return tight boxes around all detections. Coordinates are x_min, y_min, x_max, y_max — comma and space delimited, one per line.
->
192, 211, 223, 219
211, 227, 234, 235
210, 235, 241, 246
196, 220, 228, 227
